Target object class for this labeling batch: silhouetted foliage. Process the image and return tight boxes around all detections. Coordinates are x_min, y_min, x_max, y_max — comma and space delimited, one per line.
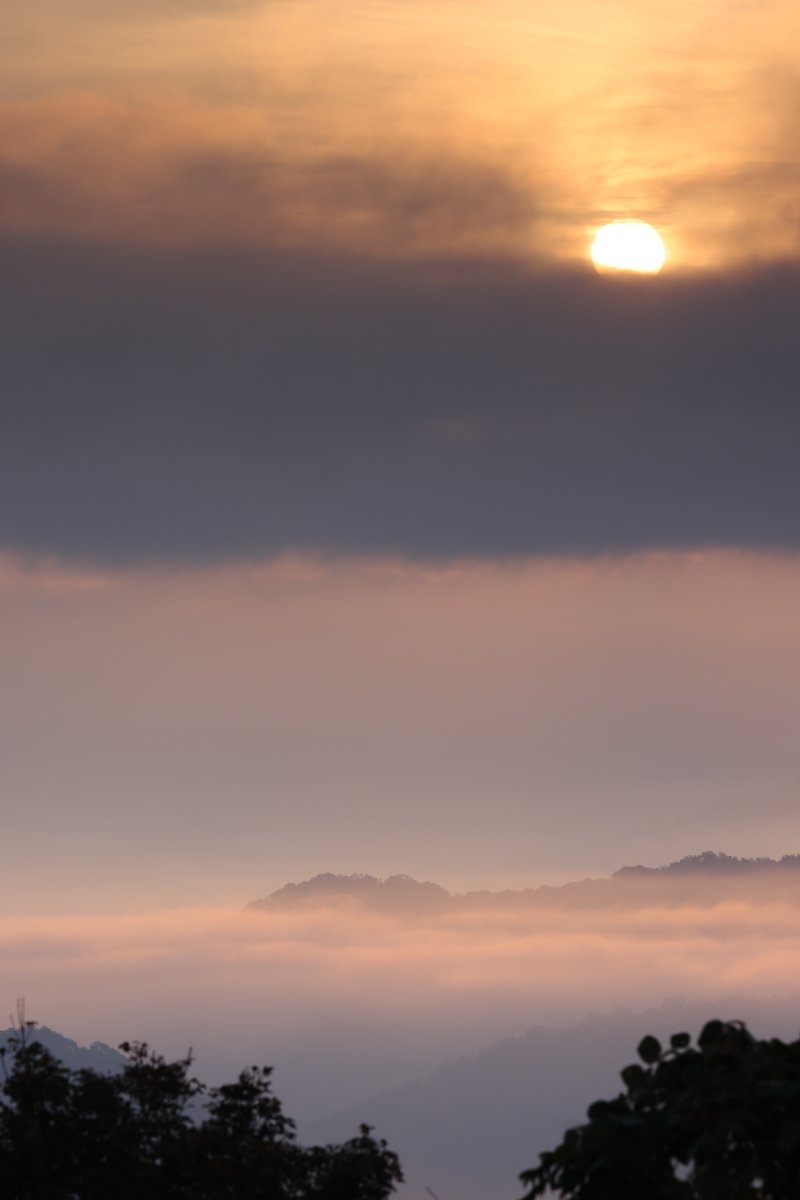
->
0, 1026, 401, 1200
520, 1019, 800, 1199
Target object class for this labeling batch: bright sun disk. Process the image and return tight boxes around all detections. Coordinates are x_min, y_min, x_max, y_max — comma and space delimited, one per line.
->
591, 220, 666, 274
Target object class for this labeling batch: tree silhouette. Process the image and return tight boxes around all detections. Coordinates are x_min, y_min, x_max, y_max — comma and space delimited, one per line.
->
0, 1026, 401, 1200
520, 1019, 800, 1199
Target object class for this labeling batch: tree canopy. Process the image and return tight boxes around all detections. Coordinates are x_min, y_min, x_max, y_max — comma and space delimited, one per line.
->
520, 1019, 800, 1199
0, 1026, 402, 1200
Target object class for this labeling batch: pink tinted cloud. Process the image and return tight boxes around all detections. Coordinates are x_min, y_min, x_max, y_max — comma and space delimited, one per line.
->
4, 896, 800, 1098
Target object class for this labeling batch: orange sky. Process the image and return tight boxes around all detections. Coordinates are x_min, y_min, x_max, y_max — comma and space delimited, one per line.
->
3, 0, 799, 266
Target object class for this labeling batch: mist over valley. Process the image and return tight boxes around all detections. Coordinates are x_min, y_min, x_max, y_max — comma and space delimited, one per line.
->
9, 854, 800, 1197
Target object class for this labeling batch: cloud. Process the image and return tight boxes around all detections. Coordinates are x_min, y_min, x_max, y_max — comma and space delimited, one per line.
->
659, 159, 800, 266
4, 0, 800, 267
6, 892, 800, 1117
0, 89, 534, 253
0, 233, 799, 561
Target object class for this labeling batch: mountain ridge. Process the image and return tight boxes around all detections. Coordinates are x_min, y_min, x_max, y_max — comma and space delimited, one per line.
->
247, 851, 800, 913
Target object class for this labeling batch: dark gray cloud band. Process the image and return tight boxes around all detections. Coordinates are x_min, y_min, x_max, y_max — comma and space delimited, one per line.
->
2, 234, 798, 562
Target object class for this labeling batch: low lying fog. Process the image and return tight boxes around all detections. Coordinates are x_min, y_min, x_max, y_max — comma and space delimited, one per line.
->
8, 885, 800, 1120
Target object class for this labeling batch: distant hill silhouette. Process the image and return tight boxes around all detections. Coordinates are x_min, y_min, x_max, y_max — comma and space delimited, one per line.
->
614, 850, 800, 876
0, 1025, 125, 1073
248, 853, 800, 914
252, 872, 452, 914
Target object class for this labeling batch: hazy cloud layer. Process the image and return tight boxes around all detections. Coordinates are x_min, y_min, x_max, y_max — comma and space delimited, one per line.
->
1, 237, 799, 562
4, 0, 799, 563
2, 0, 799, 263
7, 895, 800, 1120
2, 550, 799, 911
0, 93, 534, 252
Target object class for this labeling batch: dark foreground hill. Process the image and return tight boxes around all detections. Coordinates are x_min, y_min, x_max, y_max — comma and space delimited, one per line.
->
248, 852, 800, 915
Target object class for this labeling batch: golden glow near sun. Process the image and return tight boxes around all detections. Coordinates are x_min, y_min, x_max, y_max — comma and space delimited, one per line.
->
591, 221, 666, 274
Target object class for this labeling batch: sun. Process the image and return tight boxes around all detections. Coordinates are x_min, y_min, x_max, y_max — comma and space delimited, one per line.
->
591, 220, 666, 274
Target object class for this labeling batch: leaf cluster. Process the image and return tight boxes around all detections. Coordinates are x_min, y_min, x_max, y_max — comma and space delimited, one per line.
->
520, 1020, 800, 1199
0, 1034, 402, 1200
